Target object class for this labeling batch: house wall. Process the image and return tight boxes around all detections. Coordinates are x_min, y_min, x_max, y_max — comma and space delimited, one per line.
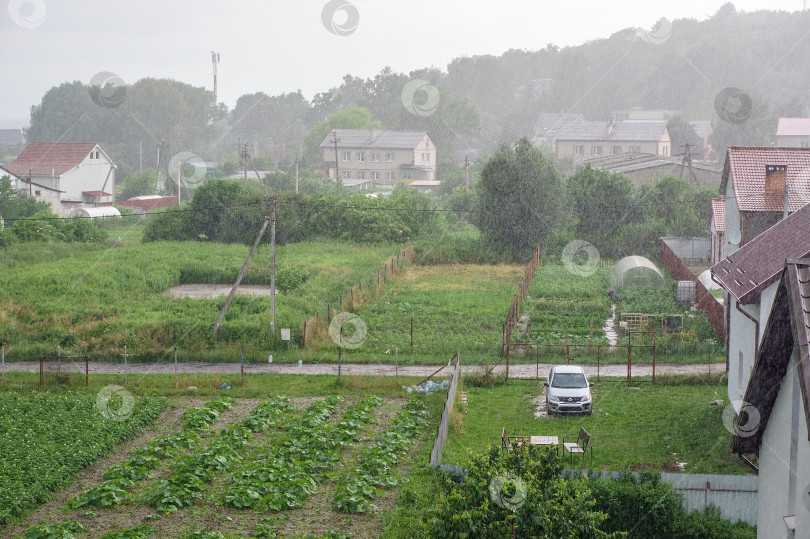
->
710, 218, 724, 264
724, 186, 742, 258
728, 302, 759, 412
556, 140, 662, 164
757, 353, 810, 537
320, 135, 436, 182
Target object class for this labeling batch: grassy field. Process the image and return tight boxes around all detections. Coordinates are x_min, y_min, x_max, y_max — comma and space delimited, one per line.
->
331, 264, 522, 364
442, 375, 747, 475
0, 237, 399, 360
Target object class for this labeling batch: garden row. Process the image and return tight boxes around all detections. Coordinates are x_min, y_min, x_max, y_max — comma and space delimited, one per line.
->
0, 391, 168, 526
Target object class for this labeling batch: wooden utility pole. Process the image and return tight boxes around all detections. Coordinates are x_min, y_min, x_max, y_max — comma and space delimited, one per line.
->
213, 216, 271, 334
330, 130, 341, 195
465, 155, 470, 192
270, 196, 277, 333
295, 159, 299, 194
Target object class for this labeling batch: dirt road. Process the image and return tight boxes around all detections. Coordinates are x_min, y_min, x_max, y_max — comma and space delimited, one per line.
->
4, 360, 723, 379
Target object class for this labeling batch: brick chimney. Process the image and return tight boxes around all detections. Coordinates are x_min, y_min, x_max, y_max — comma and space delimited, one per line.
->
764, 164, 787, 194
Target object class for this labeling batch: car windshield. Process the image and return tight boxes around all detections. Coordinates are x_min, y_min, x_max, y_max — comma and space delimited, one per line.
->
551, 373, 588, 389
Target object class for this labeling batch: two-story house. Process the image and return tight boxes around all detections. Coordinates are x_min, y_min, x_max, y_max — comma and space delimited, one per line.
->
554, 120, 671, 164
719, 147, 810, 260
775, 117, 810, 148
319, 129, 436, 188
711, 202, 810, 414
5, 142, 116, 216
731, 258, 810, 537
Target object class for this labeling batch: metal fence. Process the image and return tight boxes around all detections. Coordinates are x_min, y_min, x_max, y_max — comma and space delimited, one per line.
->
565, 470, 758, 525
429, 353, 461, 466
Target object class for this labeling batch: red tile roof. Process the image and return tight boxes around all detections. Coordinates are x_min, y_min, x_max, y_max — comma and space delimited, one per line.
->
5, 143, 99, 177
776, 117, 810, 137
719, 147, 810, 213
711, 202, 810, 303
711, 198, 725, 232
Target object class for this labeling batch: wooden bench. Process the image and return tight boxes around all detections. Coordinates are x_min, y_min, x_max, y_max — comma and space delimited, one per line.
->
562, 427, 593, 466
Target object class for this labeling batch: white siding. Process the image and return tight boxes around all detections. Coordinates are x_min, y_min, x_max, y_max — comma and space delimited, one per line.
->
724, 183, 742, 258
757, 353, 810, 537
728, 302, 758, 412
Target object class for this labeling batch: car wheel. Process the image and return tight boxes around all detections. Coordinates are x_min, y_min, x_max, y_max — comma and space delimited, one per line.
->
546, 399, 553, 416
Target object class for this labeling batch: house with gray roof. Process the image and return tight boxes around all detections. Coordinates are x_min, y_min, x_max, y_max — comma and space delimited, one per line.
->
776, 117, 810, 148
554, 120, 671, 164
319, 128, 436, 188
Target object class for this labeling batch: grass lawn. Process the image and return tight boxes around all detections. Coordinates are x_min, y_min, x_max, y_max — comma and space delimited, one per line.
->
338, 264, 523, 364
442, 376, 748, 475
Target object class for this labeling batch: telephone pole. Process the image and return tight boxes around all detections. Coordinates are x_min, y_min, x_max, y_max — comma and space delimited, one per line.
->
211, 51, 220, 104
270, 196, 277, 334
465, 155, 471, 192
330, 130, 341, 195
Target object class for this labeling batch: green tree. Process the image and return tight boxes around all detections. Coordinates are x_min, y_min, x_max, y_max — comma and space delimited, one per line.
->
568, 164, 636, 259
476, 138, 565, 259
302, 107, 381, 166
666, 114, 701, 157
0, 175, 50, 220
116, 169, 158, 200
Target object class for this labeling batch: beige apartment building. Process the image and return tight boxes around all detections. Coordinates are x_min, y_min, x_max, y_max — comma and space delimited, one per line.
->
554, 120, 671, 164
319, 129, 436, 188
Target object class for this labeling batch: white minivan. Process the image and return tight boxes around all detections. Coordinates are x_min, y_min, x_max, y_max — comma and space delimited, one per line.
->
544, 365, 593, 416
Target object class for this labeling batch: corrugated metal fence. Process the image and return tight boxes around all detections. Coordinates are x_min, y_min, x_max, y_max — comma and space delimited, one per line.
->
429, 353, 461, 466
567, 470, 758, 525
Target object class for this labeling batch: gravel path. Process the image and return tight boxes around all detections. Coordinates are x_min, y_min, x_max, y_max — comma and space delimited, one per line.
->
3, 360, 724, 379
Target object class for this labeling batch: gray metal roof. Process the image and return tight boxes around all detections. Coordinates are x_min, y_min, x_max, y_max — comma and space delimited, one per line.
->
555, 121, 667, 142
554, 122, 609, 141
609, 121, 667, 142
320, 129, 429, 149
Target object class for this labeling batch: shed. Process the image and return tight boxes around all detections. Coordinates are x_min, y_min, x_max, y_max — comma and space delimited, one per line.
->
75, 206, 121, 219
611, 256, 665, 289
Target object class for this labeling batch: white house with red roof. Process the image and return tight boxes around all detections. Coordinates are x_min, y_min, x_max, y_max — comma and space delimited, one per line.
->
4, 143, 116, 215
711, 203, 810, 413
776, 117, 810, 148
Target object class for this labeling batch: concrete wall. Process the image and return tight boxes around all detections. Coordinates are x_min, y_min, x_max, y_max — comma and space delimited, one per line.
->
567, 470, 758, 526
757, 353, 810, 537
661, 237, 711, 262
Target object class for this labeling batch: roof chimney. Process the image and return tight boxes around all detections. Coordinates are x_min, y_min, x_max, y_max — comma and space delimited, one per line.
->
764, 164, 787, 194
369, 127, 378, 143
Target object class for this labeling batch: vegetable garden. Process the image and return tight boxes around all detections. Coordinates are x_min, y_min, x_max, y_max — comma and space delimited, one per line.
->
3, 391, 431, 539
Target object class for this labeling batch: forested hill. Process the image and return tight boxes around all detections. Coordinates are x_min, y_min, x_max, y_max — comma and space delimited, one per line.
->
23, 4, 810, 175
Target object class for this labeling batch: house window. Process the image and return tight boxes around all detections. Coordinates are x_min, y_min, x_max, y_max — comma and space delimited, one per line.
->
387, 171, 395, 181
662, 145, 669, 156
356, 152, 365, 162
371, 152, 380, 162
342, 151, 351, 162
343, 171, 350, 179
801, 141, 809, 148
591, 146, 602, 156
629, 145, 641, 153
386, 152, 395, 162
422, 152, 430, 162
574, 146, 584, 156
357, 171, 364, 180
95, 151, 100, 159
612, 146, 622, 155
372, 171, 379, 180
35, 189, 41, 195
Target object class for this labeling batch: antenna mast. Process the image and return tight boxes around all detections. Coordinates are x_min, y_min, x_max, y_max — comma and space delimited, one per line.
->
211, 51, 220, 104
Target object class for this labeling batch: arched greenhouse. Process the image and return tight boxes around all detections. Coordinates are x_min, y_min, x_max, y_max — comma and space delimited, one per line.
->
610, 256, 666, 289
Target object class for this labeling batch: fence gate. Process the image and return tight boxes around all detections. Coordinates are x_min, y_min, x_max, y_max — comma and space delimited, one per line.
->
39, 356, 89, 386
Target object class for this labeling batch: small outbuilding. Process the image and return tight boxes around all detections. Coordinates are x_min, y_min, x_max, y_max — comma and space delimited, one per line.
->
610, 256, 665, 289
74, 206, 121, 219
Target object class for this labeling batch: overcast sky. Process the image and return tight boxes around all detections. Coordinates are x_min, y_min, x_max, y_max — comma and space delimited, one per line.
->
0, 0, 804, 127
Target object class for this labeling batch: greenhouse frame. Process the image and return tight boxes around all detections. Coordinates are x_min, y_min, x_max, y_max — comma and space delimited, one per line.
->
610, 255, 666, 289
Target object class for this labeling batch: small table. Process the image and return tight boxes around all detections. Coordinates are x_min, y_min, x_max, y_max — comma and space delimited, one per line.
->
529, 436, 559, 446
